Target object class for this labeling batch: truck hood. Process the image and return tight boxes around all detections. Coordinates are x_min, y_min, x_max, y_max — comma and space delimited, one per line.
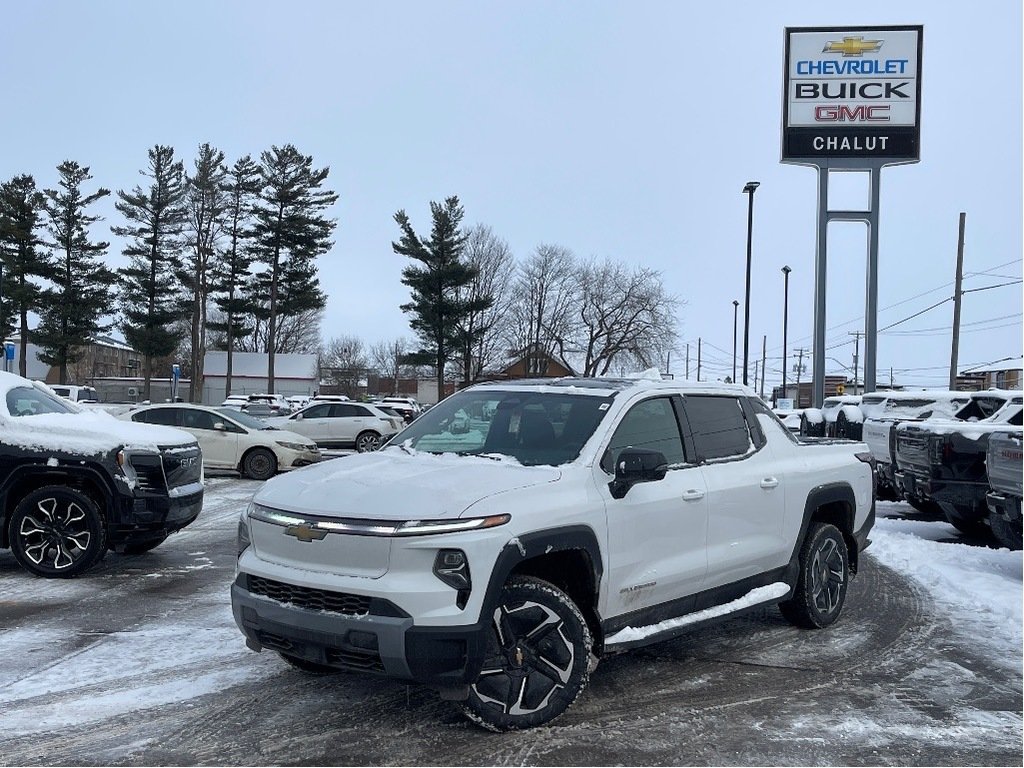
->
254, 449, 561, 520
1, 411, 196, 455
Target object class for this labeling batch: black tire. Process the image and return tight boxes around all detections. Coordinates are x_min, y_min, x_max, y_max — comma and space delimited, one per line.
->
457, 576, 592, 732
989, 510, 1023, 551
7, 486, 108, 578
939, 502, 989, 538
355, 431, 382, 453
779, 522, 849, 629
120, 535, 168, 555
242, 448, 277, 480
906, 496, 943, 519
278, 652, 342, 675
835, 410, 850, 439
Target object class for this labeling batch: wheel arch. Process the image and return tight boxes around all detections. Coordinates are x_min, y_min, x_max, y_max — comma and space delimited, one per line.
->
482, 525, 605, 651
796, 482, 860, 574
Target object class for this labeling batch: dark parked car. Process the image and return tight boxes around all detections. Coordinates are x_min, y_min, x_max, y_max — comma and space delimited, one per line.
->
0, 372, 204, 577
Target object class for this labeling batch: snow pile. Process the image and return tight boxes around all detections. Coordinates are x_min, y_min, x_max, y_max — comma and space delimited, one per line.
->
840, 404, 864, 423
870, 508, 1023, 660
2, 410, 195, 454
606, 582, 791, 644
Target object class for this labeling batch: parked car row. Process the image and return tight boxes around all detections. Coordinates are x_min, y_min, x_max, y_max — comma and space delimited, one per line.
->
856, 389, 1021, 549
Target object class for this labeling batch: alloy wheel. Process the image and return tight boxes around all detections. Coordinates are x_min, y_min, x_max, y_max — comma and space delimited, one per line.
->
18, 497, 92, 571
810, 537, 845, 616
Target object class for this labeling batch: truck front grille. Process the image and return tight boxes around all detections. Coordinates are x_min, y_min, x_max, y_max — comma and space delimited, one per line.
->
247, 575, 371, 616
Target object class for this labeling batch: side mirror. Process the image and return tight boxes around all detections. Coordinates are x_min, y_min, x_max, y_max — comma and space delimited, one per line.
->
213, 422, 226, 431
294, 413, 303, 421
609, 448, 668, 500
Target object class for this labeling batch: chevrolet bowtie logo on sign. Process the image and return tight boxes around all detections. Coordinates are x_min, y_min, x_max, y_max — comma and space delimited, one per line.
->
823, 36, 883, 57
284, 523, 328, 542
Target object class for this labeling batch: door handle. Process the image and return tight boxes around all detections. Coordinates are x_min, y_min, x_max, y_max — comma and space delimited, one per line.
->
682, 489, 705, 502
760, 477, 780, 489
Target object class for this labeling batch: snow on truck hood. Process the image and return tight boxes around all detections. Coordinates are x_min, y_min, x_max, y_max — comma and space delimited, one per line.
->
254, 449, 561, 520
1, 411, 196, 455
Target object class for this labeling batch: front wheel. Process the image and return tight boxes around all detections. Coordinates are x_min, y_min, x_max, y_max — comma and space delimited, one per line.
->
242, 448, 277, 480
989, 509, 1022, 550
457, 576, 592, 731
7, 486, 108, 578
780, 522, 849, 629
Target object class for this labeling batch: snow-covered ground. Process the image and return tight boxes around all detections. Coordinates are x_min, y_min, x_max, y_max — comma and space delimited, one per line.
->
871, 501, 1023, 662
0, 484, 1020, 764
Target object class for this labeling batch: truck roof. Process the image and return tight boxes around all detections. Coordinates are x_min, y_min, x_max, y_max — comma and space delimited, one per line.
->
469, 376, 753, 399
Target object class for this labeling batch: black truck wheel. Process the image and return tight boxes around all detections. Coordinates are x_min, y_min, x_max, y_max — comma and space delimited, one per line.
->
780, 522, 849, 629
458, 576, 592, 731
989, 509, 1023, 550
939, 502, 989, 538
7, 486, 108, 578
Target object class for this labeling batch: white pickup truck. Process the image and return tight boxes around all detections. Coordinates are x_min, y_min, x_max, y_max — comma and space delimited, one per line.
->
232, 376, 875, 730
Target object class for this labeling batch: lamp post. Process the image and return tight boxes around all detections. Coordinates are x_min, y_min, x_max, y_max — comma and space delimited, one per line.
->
781, 265, 791, 403
732, 300, 739, 384
741, 181, 759, 386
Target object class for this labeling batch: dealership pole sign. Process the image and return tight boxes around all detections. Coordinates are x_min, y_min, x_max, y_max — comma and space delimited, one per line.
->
782, 25, 923, 164
780, 25, 922, 407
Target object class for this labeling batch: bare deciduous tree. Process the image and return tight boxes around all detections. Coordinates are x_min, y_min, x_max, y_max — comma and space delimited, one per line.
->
451, 224, 516, 382
506, 244, 577, 373
571, 259, 679, 377
321, 334, 368, 397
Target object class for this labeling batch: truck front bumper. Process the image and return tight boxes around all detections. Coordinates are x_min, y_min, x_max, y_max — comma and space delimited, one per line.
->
108, 483, 204, 545
231, 574, 489, 689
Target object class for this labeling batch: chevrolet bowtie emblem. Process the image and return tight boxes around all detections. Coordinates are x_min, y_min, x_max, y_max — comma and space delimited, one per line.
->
284, 523, 328, 542
823, 36, 883, 57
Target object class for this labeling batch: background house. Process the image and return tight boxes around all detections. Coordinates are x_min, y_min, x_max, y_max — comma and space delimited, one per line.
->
959, 358, 1023, 390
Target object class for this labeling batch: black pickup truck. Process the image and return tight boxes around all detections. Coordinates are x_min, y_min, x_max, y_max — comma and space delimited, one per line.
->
894, 392, 1022, 538
0, 372, 204, 577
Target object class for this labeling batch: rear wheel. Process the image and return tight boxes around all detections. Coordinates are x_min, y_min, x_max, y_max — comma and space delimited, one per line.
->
7, 486, 108, 578
458, 577, 592, 731
940, 503, 989, 538
355, 431, 382, 453
780, 522, 849, 629
242, 448, 277, 480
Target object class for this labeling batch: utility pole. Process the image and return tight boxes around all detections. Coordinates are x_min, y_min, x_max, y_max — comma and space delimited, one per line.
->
795, 347, 806, 406
685, 343, 690, 380
666, 350, 671, 378
760, 335, 767, 399
697, 338, 702, 382
890, 366, 894, 388
754, 359, 760, 393
849, 331, 863, 394
949, 212, 967, 389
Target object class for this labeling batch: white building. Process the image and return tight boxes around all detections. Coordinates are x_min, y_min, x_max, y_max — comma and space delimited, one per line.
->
202, 351, 318, 404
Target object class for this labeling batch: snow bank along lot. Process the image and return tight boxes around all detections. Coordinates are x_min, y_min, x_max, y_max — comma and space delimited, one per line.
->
0, 483, 1020, 765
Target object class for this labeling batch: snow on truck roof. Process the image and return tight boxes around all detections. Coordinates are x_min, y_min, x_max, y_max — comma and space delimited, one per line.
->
469, 375, 753, 398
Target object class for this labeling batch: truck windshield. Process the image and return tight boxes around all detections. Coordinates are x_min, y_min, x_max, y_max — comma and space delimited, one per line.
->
6, 385, 77, 417
387, 389, 613, 466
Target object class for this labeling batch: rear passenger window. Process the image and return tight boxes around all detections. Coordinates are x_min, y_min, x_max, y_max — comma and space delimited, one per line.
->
136, 408, 180, 426
684, 396, 752, 461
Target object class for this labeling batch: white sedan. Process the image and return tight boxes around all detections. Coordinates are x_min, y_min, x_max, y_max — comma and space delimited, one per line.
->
122, 404, 321, 480
266, 401, 403, 451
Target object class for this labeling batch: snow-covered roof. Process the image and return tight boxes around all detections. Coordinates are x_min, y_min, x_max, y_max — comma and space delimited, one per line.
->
203, 351, 317, 380
961, 357, 1024, 374
469, 374, 753, 398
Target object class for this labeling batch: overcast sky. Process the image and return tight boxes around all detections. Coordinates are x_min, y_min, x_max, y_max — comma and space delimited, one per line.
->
1, 0, 1020, 390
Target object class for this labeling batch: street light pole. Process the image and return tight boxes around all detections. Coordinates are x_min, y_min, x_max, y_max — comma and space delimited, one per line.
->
732, 299, 739, 384
781, 265, 791, 402
742, 181, 759, 386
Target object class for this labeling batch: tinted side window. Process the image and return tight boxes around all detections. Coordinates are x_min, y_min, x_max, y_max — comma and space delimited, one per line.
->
137, 408, 180, 426
181, 409, 216, 430
302, 404, 331, 419
332, 404, 362, 418
685, 396, 752, 460
602, 397, 686, 472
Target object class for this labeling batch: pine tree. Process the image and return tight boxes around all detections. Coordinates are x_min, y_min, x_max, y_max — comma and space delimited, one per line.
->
252, 144, 337, 393
209, 155, 262, 396
113, 145, 187, 401
179, 143, 227, 402
393, 196, 488, 402
0, 175, 48, 376
36, 162, 115, 385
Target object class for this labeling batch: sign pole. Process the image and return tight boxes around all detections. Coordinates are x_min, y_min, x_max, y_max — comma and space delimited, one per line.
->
813, 167, 829, 408
863, 165, 882, 393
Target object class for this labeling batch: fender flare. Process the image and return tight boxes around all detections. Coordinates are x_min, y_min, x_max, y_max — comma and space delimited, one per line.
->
791, 481, 858, 569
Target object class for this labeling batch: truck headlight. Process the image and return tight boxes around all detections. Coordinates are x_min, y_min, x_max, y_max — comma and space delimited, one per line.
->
433, 549, 471, 609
